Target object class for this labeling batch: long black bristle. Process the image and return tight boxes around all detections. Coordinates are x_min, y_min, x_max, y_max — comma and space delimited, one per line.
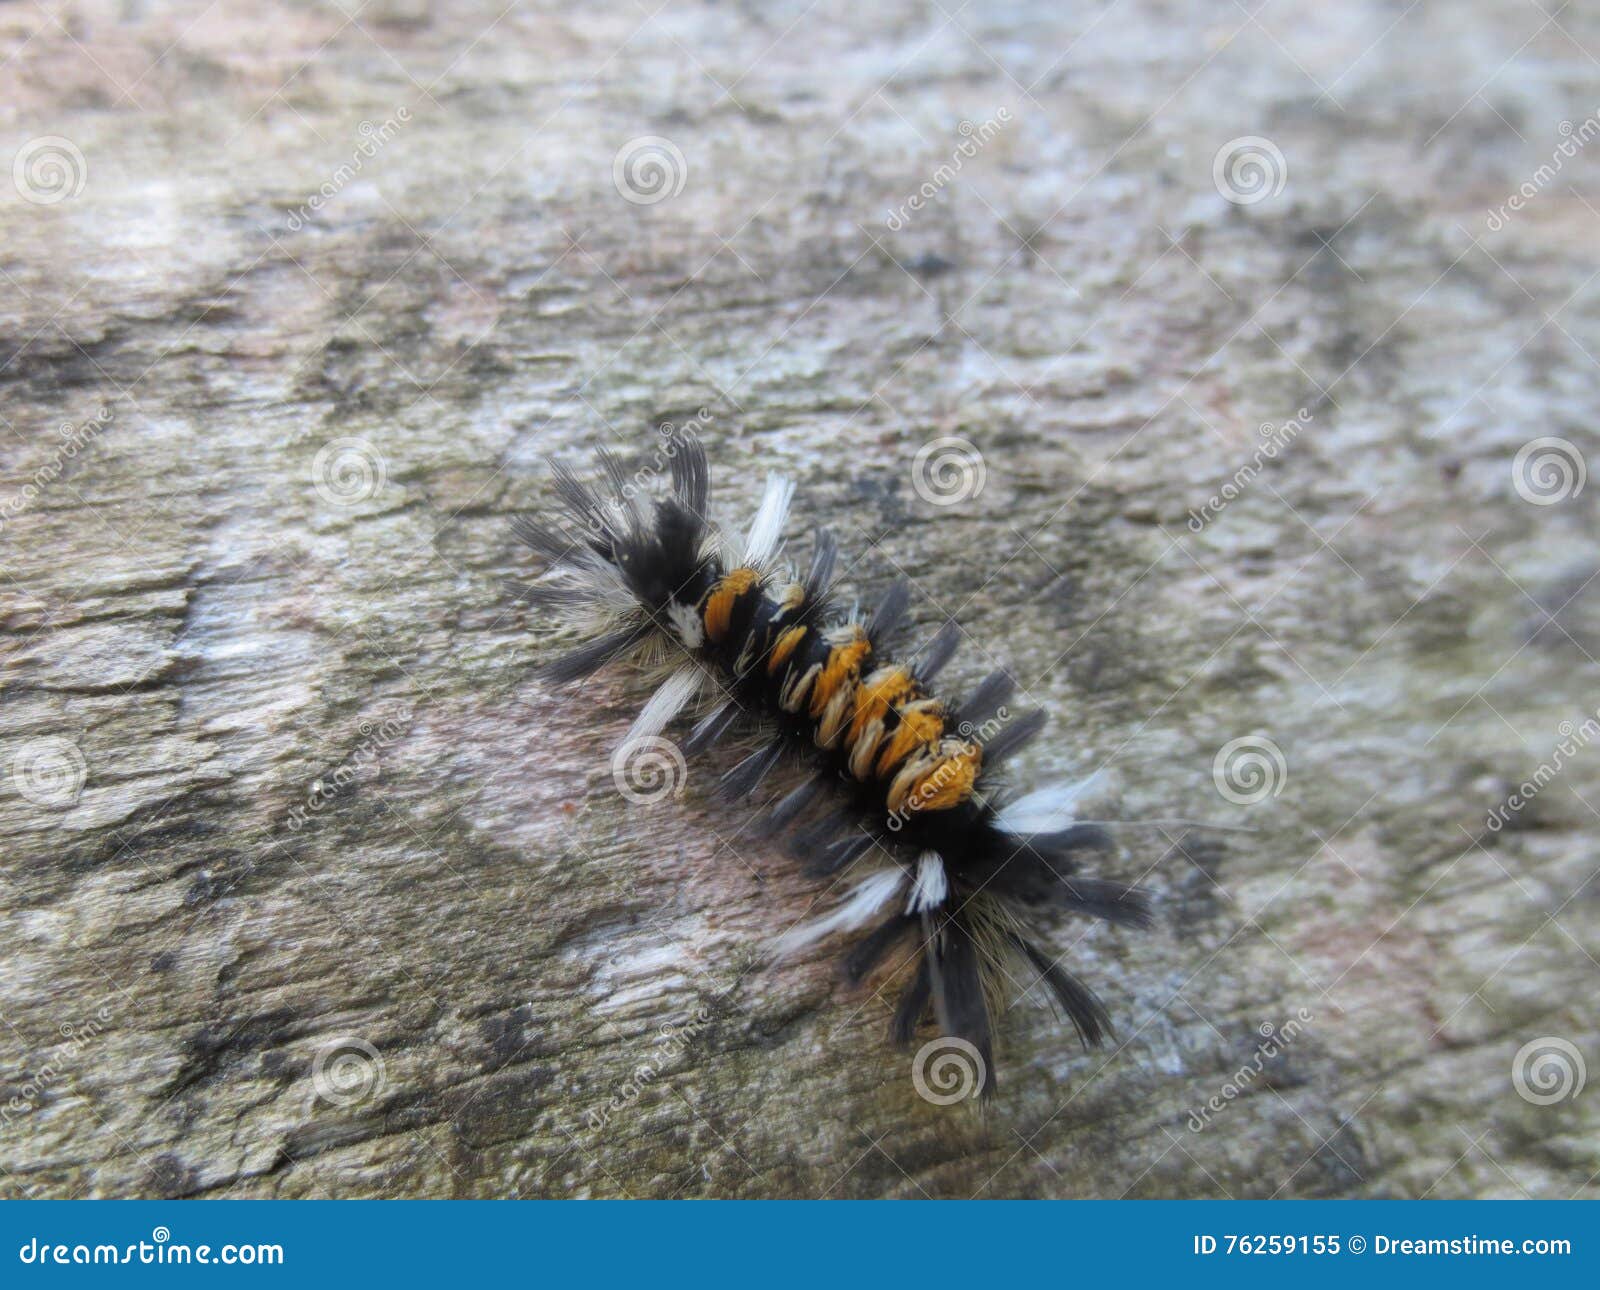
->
547, 459, 612, 544
844, 914, 915, 984
980, 708, 1047, 764
1053, 875, 1153, 928
803, 832, 874, 877
952, 669, 1016, 729
805, 529, 839, 601
891, 958, 932, 1046
594, 447, 645, 536
537, 623, 649, 685
716, 737, 787, 801
925, 915, 994, 1096
789, 806, 856, 856
1014, 936, 1112, 1048
866, 580, 912, 647
912, 621, 962, 684
759, 774, 830, 835
683, 698, 745, 755
1024, 823, 1116, 860
670, 435, 710, 518
511, 515, 590, 564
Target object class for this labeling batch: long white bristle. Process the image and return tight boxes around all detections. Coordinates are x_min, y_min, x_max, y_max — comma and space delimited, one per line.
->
621, 665, 703, 747
993, 773, 1104, 835
769, 868, 905, 958
742, 472, 795, 566
907, 851, 948, 913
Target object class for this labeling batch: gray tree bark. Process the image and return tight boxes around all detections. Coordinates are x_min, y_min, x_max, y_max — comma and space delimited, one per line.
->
1, 0, 1597, 1198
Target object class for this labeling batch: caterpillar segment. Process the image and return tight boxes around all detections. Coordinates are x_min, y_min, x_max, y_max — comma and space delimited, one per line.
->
516, 437, 1151, 1096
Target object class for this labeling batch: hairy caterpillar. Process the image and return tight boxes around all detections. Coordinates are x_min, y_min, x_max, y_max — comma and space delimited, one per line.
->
512, 436, 1150, 1097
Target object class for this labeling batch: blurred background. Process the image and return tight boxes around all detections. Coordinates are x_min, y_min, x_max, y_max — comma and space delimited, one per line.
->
0, 0, 1596, 1198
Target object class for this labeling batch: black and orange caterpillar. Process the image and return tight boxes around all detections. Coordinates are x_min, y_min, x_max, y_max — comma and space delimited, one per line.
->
513, 435, 1150, 1096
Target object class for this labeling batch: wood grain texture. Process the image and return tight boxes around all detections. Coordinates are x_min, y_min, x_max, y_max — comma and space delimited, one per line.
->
1, 0, 1597, 1199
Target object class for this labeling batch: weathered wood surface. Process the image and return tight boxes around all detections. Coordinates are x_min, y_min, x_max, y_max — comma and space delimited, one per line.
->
2, 0, 1597, 1199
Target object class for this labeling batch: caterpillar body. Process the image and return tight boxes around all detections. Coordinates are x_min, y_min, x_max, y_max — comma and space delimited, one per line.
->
513, 436, 1150, 1097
